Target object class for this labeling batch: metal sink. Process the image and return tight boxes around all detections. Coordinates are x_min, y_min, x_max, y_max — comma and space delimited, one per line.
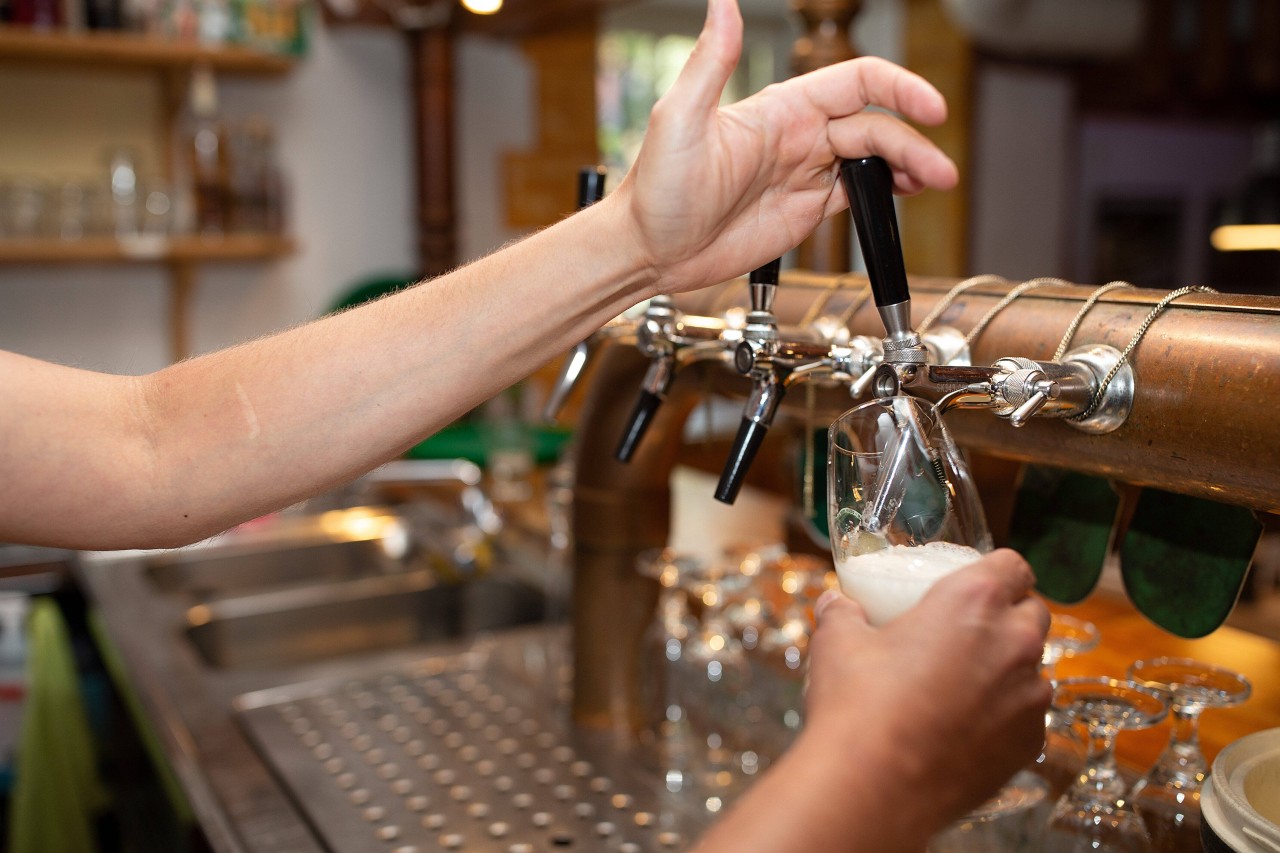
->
185, 572, 545, 670
145, 508, 411, 601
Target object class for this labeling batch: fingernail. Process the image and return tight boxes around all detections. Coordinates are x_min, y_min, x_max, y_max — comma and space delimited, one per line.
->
814, 588, 843, 621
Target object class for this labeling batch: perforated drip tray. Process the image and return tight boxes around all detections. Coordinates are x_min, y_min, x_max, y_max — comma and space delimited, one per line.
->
234, 633, 718, 852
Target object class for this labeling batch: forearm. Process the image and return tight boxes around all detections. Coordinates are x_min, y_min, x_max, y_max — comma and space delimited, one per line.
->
6, 196, 655, 550
696, 722, 936, 853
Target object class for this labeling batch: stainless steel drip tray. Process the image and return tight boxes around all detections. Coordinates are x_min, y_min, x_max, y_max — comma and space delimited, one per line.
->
234, 632, 716, 852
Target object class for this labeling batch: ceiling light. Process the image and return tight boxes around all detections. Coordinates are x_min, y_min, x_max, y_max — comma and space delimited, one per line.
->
1212, 123, 1280, 252
461, 0, 501, 13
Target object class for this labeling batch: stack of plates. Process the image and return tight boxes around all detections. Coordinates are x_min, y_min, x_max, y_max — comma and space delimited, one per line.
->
1202, 727, 1280, 852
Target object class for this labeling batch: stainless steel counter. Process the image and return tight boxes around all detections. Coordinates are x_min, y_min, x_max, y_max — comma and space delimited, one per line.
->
74, 499, 720, 852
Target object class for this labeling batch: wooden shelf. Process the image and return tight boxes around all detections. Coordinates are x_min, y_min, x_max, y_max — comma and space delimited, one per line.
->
0, 234, 296, 264
0, 26, 295, 75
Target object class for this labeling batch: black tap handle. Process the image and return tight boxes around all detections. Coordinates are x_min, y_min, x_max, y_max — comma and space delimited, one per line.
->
615, 389, 663, 463
714, 418, 770, 504
840, 156, 910, 308
578, 165, 607, 209
748, 258, 782, 313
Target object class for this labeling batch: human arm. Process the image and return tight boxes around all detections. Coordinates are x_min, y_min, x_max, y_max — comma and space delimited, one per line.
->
695, 550, 1052, 853
0, 0, 957, 550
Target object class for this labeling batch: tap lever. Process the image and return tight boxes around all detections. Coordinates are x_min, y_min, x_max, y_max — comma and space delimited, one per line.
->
749, 257, 782, 314
841, 157, 911, 320
578, 165, 607, 208
615, 388, 664, 462
714, 418, 769, 504
541, 166, 610, 424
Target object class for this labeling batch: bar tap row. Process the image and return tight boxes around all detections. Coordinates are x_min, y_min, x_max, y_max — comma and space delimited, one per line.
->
545, 157, 1140, 505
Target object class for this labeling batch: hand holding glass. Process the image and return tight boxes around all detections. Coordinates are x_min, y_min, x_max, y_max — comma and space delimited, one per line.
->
828, 395, 992, 624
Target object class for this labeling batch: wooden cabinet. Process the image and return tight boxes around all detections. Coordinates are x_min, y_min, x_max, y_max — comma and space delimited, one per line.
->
0, 25, 297, 360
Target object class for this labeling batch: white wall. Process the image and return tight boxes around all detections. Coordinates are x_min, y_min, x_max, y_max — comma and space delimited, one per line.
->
969, 62, 1074, 280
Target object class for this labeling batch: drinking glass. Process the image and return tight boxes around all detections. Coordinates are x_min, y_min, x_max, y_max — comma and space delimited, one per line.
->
927, 774, 1048, 853
1043, 677, 1169, 852
828, 395, 992, 626
1126, 657, 1252, 852
636, 548, 702, 791
830, 396, 1048, 842
681, 564, 756, 812
750, 552, 831, 761
1034, 615, 1101, 798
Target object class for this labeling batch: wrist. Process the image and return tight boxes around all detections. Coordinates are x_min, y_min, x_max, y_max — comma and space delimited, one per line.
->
584, 184, 663, 303
783, 718, 943, 852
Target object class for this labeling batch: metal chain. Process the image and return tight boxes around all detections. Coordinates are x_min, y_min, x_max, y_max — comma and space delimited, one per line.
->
964, 277, 1069, 349
799, 273, 857, 328
835, 281, 875, 329
916, 274, 1009, 333
1068, 285, 1218, 422
802, 383, 817, 523
1052, 281, 1135, 362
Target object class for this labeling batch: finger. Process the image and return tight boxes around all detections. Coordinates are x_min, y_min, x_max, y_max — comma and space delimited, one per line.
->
971, 548, 1037, 597
826, 111, 959, 195
928, 548, 1036, 610
657, 0, 744, 120
796, 55, 948, 126
1009, 595, 1053, 667
812, 588, 872, 640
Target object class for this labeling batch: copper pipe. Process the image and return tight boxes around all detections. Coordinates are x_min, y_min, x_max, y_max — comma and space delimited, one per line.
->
570, 272, 1280, 730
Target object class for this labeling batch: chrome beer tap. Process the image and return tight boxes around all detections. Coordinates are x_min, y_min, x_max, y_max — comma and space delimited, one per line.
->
613, 293, 740, 462
840, 156, 1134, 433
542, 166, 617, 424
713, 261, 884, 504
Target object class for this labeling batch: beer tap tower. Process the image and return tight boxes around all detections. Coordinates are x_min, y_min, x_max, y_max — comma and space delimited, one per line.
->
841, 156, 1136, 433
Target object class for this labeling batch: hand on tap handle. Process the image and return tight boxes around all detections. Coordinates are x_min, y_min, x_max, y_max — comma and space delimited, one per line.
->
839, 156, 917, 343
842, 157, 910, 309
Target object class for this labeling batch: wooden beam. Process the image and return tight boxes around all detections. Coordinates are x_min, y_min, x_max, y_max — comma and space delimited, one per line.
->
900, 0, 972, 277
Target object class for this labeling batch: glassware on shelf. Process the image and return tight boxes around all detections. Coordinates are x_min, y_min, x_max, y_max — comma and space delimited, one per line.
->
1034, 614, 1102, 800
1042, 613, 1102, 679
1125, 657, 1252, 853
681, 563, 756, 813
1043, 677, 1170, 853
749, 552, 830, 759
635, 548, 702, 792
927, 772, 1048, 853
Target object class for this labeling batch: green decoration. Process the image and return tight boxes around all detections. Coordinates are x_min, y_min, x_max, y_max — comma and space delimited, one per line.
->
1120, 489, 1261, 638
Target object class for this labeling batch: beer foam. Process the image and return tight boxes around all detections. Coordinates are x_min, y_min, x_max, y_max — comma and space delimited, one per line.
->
836, 542, 982, 626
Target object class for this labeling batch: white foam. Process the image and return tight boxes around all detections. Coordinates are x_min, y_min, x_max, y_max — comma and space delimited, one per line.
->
836, 542, 982, 626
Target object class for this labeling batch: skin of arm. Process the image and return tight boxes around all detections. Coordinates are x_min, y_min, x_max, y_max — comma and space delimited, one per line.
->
0, 0, 957, 550
695, 550, 1053, 853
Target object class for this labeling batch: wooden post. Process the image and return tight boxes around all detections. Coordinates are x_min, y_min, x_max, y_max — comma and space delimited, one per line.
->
790, 0, 859, 273
900, 0, 971, 277
411, 25, 458, 278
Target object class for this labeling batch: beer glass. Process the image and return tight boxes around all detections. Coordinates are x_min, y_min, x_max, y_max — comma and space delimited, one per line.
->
1126, 657, 1251, 852
827, 395, 992, 625
1044, 678, 1169, 852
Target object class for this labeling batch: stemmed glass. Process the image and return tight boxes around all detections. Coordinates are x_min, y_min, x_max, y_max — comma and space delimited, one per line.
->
1034, 615, 1102, 798
635, 549, 702, 792
1043, 677, 1170, 852
749, 552, 832, 762
828, 395, 992, 623
830, 396, 1050, 845
681, 563, 756, 812
1126, 657, 1252, 852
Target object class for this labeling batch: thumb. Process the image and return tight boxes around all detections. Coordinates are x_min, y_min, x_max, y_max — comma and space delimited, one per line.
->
661, 0, 743, 117
813, 588, 871, 635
